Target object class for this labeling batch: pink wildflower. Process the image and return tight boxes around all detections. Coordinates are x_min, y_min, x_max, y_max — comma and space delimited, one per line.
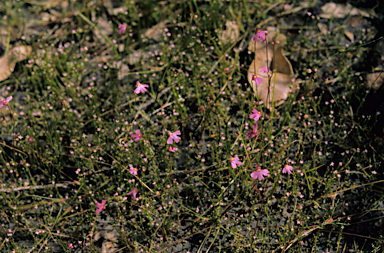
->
246, 124, 258, 139
127, 188, 138, 201
168, 145, 178, 152
250, 109, 262, 121
95, 200, 106, 214
251, 166, 269, 181
167, 130, 181, 144
118, 23, 127, 34
69, 243, 74, 249
134, 81, 149, 94
260, 66, 268, 74
129, 165, 138, 175
131, 129, 142, 142
283, 165, 293, 174
230, 156, 242, 169
252, 74, 263, 86
252, 29, 268, 42
0, 96, 12, 108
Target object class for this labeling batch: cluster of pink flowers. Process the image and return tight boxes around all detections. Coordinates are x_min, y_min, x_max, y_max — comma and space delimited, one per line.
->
231, 108, 294, 181
95, 186, 139, 214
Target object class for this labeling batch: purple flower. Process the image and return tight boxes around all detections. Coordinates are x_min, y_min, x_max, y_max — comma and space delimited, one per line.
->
260, 66, 268, 74
95, 200, 106, 214
0, 96, 12, 108
168, 145, 178, 152
250, 109, 262, 121
283, 165, 293, 174
127, 188, 138, 201
167, 130, 181, 144
252, 29, 268, 42
230, 156, 242, 169
129, 165, 138, 175
246, 124, 258, 139
134, 81, 149, 94
252, 74, 263, 86
131, 129, 142, 142
118, 23, 127, 34
251, 166, 269, 181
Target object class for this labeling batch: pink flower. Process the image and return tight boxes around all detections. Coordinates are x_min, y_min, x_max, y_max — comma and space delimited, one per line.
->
167, 130, 181, 144
131, 129, 142, 142
129, 165, 138, 175
284, 4, 292, 10
95, 200, 106, 214
168, 145, 178, 152
252, 29, 268, 42
69, 243, 74, 249
260, 66, 268, 74
252, 74, 263, 86
134, 81, 149, 94
230, 156, 242, 169
250, 109, 262, 121
246, 124, 258, 139
0, 96, 12, 108
283, 165, 293, 174
127, 188, 138, 201
118, 23, 127, 34
251, 166, 269, 181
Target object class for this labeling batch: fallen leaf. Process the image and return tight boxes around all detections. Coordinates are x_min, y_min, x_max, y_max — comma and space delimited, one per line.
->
317, 23, 328, 35
43, 0, 62, 9
247, 28, 299, 109
116, 60, 130, 80
113, 7, 128, 15
319, 2, 376, 19
366, 72, 384, 90
218, 21, 240, 44
0, 45, 32, 82
144, 20, 169, 41
0, 27, 8, 47
344, 31, 354, 41
101, 241, 118, 253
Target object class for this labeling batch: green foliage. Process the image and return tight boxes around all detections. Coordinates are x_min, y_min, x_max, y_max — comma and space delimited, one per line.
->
0, 0, 383, 252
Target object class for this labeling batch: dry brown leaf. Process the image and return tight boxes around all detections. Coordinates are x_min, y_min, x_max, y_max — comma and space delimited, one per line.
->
320, 2, 376, 19
0, 27, 8, 47
0, 45, 32, 82
113, 7, 128, 15
93, 15, 113, 42
218, 21, 240, 44
144, 20, 169, 41
366, 72, 384, 90
317, 23, 328, 35
43, 0, 62, 9
344, 31, 354, 41
247, 28, 299, 109
101, 241, 118, 253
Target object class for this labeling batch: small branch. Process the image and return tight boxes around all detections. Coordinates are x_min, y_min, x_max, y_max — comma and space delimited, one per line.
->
0, 183, 75, 192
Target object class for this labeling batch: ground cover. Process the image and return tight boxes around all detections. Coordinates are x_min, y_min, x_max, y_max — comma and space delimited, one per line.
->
0, 0, 384, 252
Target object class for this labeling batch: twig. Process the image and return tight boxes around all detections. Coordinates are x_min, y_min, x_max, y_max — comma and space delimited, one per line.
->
0, 183, 75, 192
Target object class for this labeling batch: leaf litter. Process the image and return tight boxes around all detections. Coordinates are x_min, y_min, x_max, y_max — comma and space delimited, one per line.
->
247, 27, 300, 109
